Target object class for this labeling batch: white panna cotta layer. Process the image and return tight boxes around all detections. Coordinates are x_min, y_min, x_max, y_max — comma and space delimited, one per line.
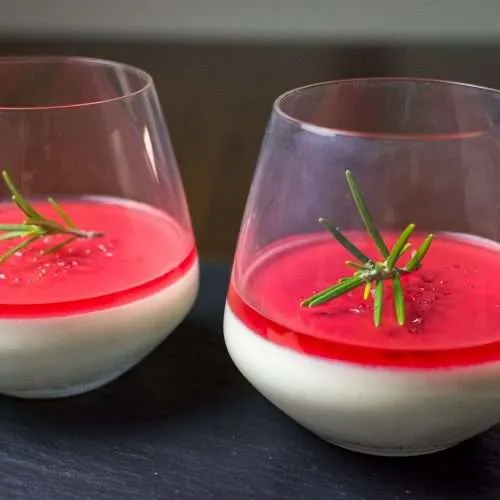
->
0, 261, 199, 398
224, 303, 500, 456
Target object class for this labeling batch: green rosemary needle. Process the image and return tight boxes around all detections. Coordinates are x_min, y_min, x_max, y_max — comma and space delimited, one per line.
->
301, 169, 434, 327
0, 170, 103, 263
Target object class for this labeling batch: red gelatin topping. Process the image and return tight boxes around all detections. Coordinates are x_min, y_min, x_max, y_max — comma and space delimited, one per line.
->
0, 197, 196, 317
229, 232, 500, 368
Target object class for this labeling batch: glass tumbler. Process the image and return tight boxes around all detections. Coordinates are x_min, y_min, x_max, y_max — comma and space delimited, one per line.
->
224, 78, 500, 456
0, 56, 198, 398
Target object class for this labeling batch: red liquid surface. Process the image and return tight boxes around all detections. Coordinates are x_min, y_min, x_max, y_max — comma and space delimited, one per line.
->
0, 197, 196, 317
228, 232, 500, 368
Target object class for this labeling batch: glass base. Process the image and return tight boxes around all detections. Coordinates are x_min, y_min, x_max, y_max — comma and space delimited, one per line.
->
323, 436, 460, 457
1, 366, 129, 399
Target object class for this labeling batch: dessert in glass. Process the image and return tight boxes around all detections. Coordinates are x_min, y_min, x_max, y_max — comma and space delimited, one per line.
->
224, 78, 500, 456
0, 57, 198, 398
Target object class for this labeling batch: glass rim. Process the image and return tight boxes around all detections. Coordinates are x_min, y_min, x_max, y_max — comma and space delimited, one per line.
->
273, 77, 500, 141
0, 55, 153, 111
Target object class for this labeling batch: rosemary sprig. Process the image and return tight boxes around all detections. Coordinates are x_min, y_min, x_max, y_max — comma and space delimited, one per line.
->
0, 170, 103, 263
301, 169, 434, 327
345, 170, 389, 258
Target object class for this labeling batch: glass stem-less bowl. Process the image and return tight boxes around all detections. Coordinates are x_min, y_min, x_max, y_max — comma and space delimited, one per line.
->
0, 57, 198, 398
224, 78, 500, 456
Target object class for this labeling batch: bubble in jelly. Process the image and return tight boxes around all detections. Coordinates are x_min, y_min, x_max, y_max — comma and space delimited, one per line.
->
408, 317, 424, 334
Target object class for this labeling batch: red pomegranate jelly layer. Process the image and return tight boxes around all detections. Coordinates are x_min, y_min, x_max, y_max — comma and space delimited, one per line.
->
228, 231, 500, 368
0, 197, 196, 318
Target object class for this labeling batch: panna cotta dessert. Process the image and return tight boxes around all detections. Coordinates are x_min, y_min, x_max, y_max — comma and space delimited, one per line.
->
0, 187, 198, 398
223, 77, 500, 456
224, 230, 500, 455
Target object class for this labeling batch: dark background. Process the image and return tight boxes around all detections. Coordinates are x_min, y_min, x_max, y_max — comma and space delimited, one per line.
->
1, 39, 499, 262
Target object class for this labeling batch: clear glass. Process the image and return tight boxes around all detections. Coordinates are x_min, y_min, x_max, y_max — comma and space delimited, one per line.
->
235, 78, 500, 275
0, 57, 198, 398
0, 56, 191, 229
224, 78, 500, 456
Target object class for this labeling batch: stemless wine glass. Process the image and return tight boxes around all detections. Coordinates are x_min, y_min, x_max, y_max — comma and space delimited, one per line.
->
0, 56, 198, 398
224, 78, 500, 456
